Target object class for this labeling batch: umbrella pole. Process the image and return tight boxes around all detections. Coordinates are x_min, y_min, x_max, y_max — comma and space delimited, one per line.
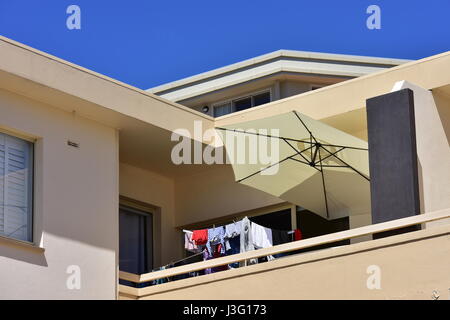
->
318, 148, 330, 219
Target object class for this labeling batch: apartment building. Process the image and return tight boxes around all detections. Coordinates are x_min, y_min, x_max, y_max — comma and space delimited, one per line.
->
0, 36, 449, 299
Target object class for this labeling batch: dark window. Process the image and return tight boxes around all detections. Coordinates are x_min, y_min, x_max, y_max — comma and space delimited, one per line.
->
253, 91, 271, 107
212, 90, 272, 117
234, 97, 252, 112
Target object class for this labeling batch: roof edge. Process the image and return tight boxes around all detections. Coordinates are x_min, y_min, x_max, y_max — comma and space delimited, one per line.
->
0, 35, 214, 122
147, 49, 412, 94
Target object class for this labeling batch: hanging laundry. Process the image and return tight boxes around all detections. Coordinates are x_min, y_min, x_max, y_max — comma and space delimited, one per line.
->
251, 222, 275, 261
240, 217, 254, 253
224, 220, 242, 251
192, 229, 208, 245
225, 221, 242, 239
294, 229, 303, 241
251, 222, 273, 249
240, 217, 257, 265
225, 236, 241, 269
206, 226, 226, 255
203, 243, 228, 274
184, 231, 201, 253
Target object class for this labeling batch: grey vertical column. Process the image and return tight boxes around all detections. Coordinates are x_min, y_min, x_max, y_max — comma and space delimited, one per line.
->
366, 88, 420, 238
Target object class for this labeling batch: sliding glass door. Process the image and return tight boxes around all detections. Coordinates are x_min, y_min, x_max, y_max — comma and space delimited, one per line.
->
119, 205, 153, 279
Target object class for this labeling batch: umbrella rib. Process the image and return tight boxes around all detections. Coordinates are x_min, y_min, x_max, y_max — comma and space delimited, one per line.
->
320, 164, 350, 168
289, 158, 321, 172
288, 158, 310, 165
215, 127, 314, 145
236, 155, 294, 183
237, 142, 318, 183
292, 111, 368, 151
292, 111, 319, 144
292, 111, 312, 135
318, 147, 330, 219
320, 143, 368, 151
320, 146, 346, 162
319, 146, 370, 181
283, 139, 314, 163
311, 144, 319, 164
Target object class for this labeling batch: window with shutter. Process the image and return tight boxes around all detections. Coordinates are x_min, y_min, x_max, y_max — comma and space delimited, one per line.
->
0, 132, 33, 242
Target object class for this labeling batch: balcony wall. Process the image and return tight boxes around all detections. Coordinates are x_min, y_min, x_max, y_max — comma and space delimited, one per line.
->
119, 215, 450, 300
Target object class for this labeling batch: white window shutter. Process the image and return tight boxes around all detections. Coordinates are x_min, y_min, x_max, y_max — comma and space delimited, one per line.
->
0, 134, 5, 235
2, 134, 31, 241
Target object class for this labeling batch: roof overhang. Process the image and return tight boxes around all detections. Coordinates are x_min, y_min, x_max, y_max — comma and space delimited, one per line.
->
0, 36, 215, 178
147, 49, 411, 102
0, 36, 448, 179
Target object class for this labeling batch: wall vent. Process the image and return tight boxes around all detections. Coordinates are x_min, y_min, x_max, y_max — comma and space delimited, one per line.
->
67, 140, 79, 148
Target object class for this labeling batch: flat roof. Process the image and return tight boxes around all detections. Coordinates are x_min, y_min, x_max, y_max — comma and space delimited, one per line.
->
147, 49, 412, 97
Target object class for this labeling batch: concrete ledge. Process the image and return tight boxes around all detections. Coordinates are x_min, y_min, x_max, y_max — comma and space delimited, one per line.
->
0, 235, 45, 253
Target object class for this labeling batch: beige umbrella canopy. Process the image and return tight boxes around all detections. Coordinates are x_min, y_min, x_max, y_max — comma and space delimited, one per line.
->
216, 111, 371, 220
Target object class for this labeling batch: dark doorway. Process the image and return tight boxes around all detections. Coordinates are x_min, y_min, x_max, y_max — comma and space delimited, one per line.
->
295, 208, 349, 253
249, 209, 292, 230
119, 205, 153, 285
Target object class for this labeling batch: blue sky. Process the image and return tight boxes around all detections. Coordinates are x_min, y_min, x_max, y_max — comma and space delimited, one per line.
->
0, 0, 449, 89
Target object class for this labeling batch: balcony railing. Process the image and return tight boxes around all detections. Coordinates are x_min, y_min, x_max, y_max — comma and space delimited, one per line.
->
119, 208, 450, 299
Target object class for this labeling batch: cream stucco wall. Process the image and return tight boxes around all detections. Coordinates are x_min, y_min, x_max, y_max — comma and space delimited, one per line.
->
391, 82, 450, 228
174, 164, 285, 227
279, 80, 312, 99
0, 89, 119, 299
119, 163, 181, 266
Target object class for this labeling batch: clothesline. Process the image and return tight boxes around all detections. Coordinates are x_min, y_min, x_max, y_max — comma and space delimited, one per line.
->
185, 229, 295, 234
184, 216, 302, 257
182, 220, 238, 234
183, 218, 297, 235
164, 250, 204, 268
156, 217, 302, 274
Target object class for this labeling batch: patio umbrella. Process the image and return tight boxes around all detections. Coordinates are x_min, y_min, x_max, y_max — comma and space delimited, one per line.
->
216, 111, 371, 220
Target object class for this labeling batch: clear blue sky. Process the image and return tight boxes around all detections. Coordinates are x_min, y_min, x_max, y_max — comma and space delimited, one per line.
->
0, 0, 449, 89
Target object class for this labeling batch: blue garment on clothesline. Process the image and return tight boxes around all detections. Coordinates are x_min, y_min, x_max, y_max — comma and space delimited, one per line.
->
206, 226, 226, 255
226, 236, 241, 269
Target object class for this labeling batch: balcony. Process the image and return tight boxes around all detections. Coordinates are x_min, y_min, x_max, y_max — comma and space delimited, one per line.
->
118, 208, 450, 300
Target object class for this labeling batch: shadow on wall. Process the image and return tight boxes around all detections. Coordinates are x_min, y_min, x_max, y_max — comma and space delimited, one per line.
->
417, 160, 425, 215
0, 243, 47, 267
434, 90, 450, 145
